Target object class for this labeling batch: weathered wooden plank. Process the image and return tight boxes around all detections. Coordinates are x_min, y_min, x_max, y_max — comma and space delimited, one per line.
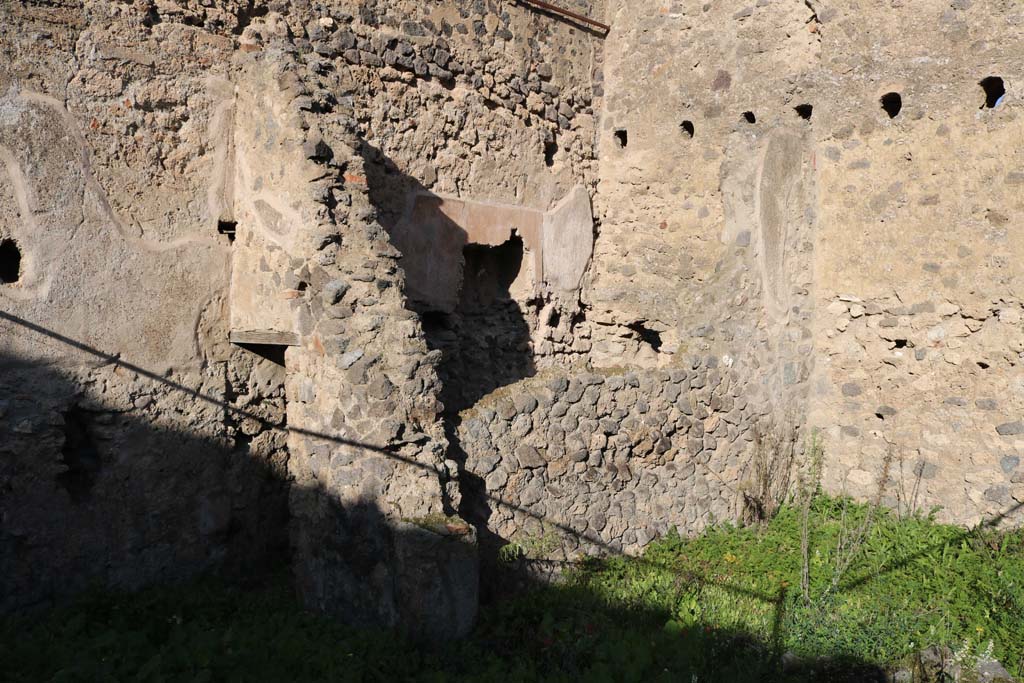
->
229, 329, 300, 346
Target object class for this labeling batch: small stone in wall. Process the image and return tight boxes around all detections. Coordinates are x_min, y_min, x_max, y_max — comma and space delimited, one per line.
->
826, 301, 847, 316
323, 279, 349, 304
910, 301, 935, 314
783, 363, 798, 385
515, 445, 545, 468
875, 405, 897, 419
368, 375, 393, 400
976, 398, 998, 411
548, 376, 569, 393
1000, 456, 1019, 474
338, 349, 364, 369
513, 393, 538, 413
914, 461, 938, 479
847, 469, 875, 488
996, 421, 1024, 436
999, 308, 1022, 324
841, 382, 862, 397
495, 398, 517, 421
511, 414, 533, 439
984, 485, 1011, 504
486, 468, 508, 489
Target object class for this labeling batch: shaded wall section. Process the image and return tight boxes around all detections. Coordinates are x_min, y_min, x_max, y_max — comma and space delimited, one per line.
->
0, 29, 291, 611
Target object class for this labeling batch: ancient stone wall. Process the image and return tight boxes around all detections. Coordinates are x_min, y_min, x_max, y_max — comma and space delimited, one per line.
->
588, 0, 1024, 529
458, 361, 758, 561
0, 1, 291, 611
320, 0, 604, 404
804, 1, 1024, 527
0, 0, 605, 636
4, 0, 1024, 641
227, 48, 475, 637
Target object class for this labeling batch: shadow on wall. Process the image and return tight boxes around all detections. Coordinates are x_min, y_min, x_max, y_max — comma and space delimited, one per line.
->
360, 142, 537, 415
0, 323, 476, 641
4, 310, 1022, 676
0, 319, 889, 681
0, 344, 290, 614
359, 143, 539, 589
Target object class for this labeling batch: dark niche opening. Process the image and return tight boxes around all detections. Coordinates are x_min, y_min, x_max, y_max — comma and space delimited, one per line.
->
0, 238, 22, 283
233, 3, 269, 34
629, 321, 663, 352
459, 232, 524, 310
977, 360, 990, 370
880, 92, 902, 118
544, 140, 557, 167
893, 339, 909, 349
422, 232, 534, 414
794, 104, 813, 120
613, 129, 628, 148
57, 407, 101, 503
141, 5, 162, 27
742, 111, 756, 124
680, 120, 695, 138
218, 220, 237, 244
979, 77, 1005, 109
420, 310, 452, 334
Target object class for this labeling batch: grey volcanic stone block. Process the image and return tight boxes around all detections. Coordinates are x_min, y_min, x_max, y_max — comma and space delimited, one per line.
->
996, 421, 1024, 436
515, 444, 546, 468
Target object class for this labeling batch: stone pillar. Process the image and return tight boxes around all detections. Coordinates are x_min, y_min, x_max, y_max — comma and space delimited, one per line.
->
229, 45, 477, 640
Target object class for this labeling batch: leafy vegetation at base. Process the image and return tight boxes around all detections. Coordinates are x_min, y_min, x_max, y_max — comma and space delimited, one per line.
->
3, 496, 1022, 682
591, 496, 1024, 678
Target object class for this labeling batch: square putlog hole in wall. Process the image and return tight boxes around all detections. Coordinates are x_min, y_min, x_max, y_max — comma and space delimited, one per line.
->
613, 129, 628, 148
880, 92, 902, 118
794, 104, 813, 120
980, 77, 1005, 109
680, 120, 695, 139
544, 140, 557, 167
0, 238, 21, 283
218, 220, 237, 243
742, 111, 756, 124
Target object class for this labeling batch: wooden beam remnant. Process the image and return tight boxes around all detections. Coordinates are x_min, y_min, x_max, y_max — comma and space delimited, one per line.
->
229, 329, 300, 346
515, 0, 610, 35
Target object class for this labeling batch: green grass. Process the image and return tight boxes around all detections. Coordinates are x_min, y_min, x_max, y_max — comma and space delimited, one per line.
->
3, 496, 1023, 682
598, 496, 1024, 676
